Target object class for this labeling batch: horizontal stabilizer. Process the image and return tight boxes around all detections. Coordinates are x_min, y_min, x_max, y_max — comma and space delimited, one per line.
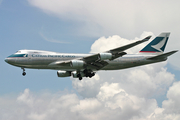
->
147, 50, 178, 60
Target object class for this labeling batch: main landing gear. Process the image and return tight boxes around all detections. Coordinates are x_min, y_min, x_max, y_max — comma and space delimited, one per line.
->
76, 74, 82, 80
77, 69, 95, 80
21, 68, 26, 76
83, 69, 95, 78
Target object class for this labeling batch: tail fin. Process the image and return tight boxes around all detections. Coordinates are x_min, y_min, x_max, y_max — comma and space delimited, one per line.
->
139, 32, 170, 54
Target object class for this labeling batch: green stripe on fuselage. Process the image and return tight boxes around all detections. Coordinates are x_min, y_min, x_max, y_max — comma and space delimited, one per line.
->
8, 54, 27, 58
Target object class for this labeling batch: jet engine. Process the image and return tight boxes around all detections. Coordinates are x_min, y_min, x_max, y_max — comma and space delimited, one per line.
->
57, 70, 71, 77
70, 60, 85, 68
99, 53, 112, 60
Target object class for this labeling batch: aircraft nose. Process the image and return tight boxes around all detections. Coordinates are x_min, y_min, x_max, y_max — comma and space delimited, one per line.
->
4, 58, 8, 63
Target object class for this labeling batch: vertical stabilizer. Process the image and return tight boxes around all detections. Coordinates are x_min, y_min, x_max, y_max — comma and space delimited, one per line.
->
139, 32, 170, 54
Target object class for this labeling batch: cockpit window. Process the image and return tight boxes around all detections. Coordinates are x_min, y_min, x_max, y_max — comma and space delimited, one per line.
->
16, 51, 21, 53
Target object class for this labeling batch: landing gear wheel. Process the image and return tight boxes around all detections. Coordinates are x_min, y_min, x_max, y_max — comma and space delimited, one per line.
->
89, 75, 92, 78
79, 77, 82, 80
83, 69, 95, 78
91, 72, 95, 76
22, 72, 26, 76
88, 72, 95, 78
21, 68, 26, 76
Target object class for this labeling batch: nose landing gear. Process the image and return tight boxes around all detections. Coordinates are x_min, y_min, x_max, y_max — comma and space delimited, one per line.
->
22, 72, 26, 76
21, 68, 26, 76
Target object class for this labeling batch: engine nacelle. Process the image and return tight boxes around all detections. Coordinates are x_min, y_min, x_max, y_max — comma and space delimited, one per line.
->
99, 53, 112, 60
70, 60, 85, 68
71, 71, 85, 78
57, 70, 71, 77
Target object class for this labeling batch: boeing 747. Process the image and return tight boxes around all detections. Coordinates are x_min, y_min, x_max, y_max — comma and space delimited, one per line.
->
5, 33, 178, 80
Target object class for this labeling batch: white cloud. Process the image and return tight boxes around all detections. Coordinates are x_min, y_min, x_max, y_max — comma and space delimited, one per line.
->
72, 62, 174, 99
72, 32, 175, 100
1, 80, 180, 120
0, 88, 158, 120
17, 89, 34, 107
27, 0, 180, 37
162, 81, 180, 114
97, 82, 126, 101
90, 31, 154, 54
146, 81, 180, 120
28, 0, 180, 68
67, 32, 177, 119
1, 27, 178, 119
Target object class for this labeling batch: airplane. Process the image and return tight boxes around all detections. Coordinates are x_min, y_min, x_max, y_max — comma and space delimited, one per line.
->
5, 32, 178, 80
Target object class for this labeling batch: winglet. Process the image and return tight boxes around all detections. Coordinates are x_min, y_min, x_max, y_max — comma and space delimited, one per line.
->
143, 35, 152, 41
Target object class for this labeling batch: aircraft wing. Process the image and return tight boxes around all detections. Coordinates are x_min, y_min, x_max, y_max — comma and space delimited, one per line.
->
49, 35, 151, 70
82, 35, 151, 61
105, 35, 151, 59
49, 60, 71, 66
82, 35, 151, 69
48, 56, 108, 70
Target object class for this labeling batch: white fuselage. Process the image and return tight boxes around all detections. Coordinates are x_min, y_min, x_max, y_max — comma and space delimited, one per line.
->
5, 50, 165, 71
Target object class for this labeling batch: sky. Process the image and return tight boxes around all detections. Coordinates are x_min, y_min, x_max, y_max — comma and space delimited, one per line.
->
0, 0, 180, 119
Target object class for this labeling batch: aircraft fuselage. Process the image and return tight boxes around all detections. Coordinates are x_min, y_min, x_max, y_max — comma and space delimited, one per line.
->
5, 50, 165, 71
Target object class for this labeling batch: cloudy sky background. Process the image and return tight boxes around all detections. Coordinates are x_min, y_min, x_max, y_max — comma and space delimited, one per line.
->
0, 0, 180, 119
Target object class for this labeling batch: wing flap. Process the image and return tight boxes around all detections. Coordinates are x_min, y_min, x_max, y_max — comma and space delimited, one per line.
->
48, 60, 71, 66
88, 60, 108, 70
110, 52, 127, 60
82, 54, 99, 63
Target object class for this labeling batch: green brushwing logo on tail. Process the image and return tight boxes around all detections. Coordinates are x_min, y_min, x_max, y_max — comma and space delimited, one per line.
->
140, 33, 170, 53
